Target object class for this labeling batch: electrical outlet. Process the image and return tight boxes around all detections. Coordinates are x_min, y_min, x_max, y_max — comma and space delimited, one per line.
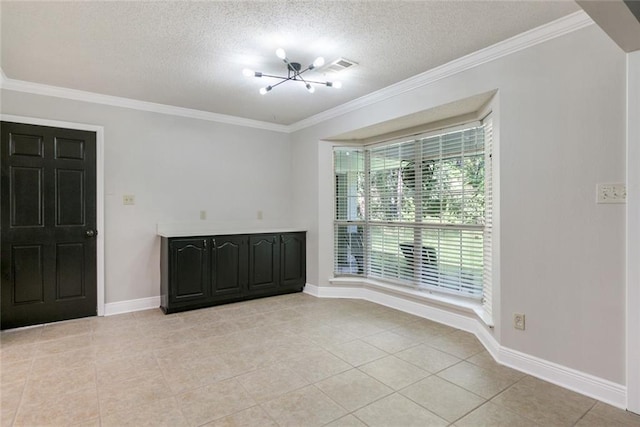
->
597, 183, 626, 204
514, 313, 525, 330
123, 195, 135, 205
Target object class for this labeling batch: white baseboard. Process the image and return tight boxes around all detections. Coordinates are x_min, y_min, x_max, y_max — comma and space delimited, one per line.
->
498, 346, 627, 409
304, 282, 627, 409
104, 296, 160, 316
305, 283, 478, 334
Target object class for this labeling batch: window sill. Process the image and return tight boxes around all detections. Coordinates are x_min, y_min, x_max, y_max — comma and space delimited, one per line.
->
329, 276, 493, 327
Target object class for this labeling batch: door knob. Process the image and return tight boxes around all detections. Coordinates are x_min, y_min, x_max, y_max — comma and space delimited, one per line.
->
85, 229, 97, 237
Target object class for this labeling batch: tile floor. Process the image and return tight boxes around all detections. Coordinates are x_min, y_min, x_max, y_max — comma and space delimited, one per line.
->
1, 293, 640, 427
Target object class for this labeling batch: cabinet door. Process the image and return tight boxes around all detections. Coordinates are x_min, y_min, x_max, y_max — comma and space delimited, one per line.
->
248, 234, 279, 294
280, 233, 306, 290
169, 238, 209, 304
211, 235, 247, 299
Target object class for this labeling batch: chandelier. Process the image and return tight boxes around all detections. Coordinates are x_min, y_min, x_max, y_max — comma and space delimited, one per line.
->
243, 48, 342, 95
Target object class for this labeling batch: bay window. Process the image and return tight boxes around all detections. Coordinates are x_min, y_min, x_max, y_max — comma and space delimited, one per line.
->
334, 119, 493, 313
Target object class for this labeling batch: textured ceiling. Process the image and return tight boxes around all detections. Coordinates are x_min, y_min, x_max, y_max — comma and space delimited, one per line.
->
1, 1, 580, 125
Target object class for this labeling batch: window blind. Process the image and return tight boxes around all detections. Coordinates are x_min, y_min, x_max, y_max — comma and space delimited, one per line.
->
334, 148, 365, 275
482, 116, 494, 322
334, 120, 491, 304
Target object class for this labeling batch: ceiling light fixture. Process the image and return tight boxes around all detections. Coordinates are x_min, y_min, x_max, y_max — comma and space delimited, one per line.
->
243, 48, 342, 95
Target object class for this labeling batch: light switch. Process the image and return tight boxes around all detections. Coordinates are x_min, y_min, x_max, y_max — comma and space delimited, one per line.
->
597, 183, 626, 204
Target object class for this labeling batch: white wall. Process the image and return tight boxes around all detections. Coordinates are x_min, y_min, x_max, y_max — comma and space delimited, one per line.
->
291, 25, 627, 384
0, 90, 293, 303
0, 20, 628, 390
627, 49, 640, 413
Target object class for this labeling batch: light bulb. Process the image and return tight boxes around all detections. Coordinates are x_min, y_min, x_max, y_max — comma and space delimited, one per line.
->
313, 57, 325, 68
306, 83, 315, 93
243, 68, 262, 78
275, 48, 286, 59
259, 85, 272, 95
333, 81, 342, 89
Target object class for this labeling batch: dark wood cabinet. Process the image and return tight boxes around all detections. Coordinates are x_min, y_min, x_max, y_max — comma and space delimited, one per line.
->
211, 235, 247, 301
161, 231, 305, 314
248, 234, 279, 295
280, 233, 306, 291
168, 238, 209, 305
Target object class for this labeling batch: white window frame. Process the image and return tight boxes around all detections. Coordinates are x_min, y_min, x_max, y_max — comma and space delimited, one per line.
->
333, 116, 495, 326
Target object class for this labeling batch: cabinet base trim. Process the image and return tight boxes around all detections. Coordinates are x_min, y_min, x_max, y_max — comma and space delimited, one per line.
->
103, 288, 304, 317
161, 288, 303, 314
104, 296, 161, 316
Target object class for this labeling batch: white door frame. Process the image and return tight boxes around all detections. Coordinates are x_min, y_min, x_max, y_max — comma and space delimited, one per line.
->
627, 51, 640, 414
1, 114, 106, 316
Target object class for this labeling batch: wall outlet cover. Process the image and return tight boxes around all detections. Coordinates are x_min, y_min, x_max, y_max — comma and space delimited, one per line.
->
514, 313, 526, 330
597, 183, 626, 204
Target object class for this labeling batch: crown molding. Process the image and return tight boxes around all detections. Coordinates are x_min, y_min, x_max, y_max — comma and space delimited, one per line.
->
288, 10, 594, 133
0, 72, 289, 133
0, 11, 592, 135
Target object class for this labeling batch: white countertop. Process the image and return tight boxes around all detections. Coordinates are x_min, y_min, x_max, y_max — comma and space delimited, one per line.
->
157, 221, 307, 238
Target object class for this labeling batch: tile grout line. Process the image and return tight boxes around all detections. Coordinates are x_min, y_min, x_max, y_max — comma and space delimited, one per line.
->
571, 399, 599, 426
314, 377, 394, 423
7, 355, 35, 427
433, 357, 523, 399
484, 374, 543, 426
92, 362, 103, 426
396, 371, 483, 425
151, 348, 191, 426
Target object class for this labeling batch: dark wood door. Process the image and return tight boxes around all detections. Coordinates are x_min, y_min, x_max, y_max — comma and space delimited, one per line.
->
280, 233, 306, 290
169, 238, 209, 304
1, 121, 97, 329
248, 234, 279, 294
211, 235, 247, 299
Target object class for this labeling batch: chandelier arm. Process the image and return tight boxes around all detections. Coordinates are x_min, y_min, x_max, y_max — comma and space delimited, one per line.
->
261, 68, 330, 85
260, 75, 330, 86
296, 66, 320, 81
259, 75, 302, 89
269, 78, 292, 89
259, 73, 290, 80
304, 79, 332, 85
291, 68, 311, 86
